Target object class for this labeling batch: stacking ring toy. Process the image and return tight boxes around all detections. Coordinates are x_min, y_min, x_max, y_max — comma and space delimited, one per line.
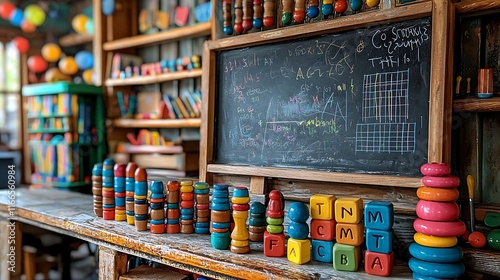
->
413, 218, 466, 237
417, 186, 459, 202
414, 232, 458, 248
420, 162, 451, 177
422, 176, 460, 188
416, 200, 460, 221
408, 242, 462, 263
412, 272, 453, 280
408, 258, 465, 279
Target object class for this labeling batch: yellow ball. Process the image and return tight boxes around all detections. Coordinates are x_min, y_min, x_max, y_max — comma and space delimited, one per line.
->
366, 0, 380, 8
24, 4, 46, 26
82, 69, 93, 84
41, 43, 62, 62
72, 14, 88, 33
58, 57, 78, 75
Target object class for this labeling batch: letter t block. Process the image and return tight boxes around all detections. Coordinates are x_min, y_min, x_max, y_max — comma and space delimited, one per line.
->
310, 194, 336, 220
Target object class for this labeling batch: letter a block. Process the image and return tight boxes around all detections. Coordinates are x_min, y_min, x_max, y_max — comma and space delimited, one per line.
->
335, 198, 363, 224
312, 239, 333, 263
311, 219, 335, 241
364, 201, 394, 231
366, 228, 393, 254
287, 238, 311, 265
336, 222, 364, 246
333, 243, 360, 272
310, 194, 336, 220
365, 251, 394, 277
264, 231, 285, 257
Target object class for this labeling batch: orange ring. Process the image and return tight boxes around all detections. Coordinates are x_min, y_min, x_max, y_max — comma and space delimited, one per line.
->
417, 186, 459, 202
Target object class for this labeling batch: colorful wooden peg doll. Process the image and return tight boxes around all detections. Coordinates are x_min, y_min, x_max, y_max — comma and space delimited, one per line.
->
180, 180, 195, 234
166, 181, 180, 234
287, 202, 310, 264
281, 0, 293, 25
134, 168, 148, 231
194, 182, 210, 234
222, 0, 233, 35
293, 0, 306, 23
234, 0, 244, 34
92, 163, 103, 217
102, 158, 115, 220
248, 202, 267, 241
252, 0, 263, 29
150, 181, 166, 234
263, 0, 275, 27
114, 164, 127, 221
264, 190, 285, 257
230, 186, 251, 254
307, 0, 319, 19
322, 0, 333, 17
242, 0, 253, 31
211, 184, 231, 250
125, 162, 137, 225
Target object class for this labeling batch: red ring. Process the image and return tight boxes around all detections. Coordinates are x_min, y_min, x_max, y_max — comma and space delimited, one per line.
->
420, 162, 451, 176
413, 218, 466, 237
422, 175, 460, 188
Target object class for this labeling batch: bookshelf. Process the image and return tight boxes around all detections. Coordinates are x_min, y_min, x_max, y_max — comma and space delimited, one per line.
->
112, 118, 201, 128
58, 33, 94, 48
104, 69, 203, 87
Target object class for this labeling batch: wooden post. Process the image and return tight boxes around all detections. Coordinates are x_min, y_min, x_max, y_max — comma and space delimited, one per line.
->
250, 176, 267, 195
98, 246, 128, 280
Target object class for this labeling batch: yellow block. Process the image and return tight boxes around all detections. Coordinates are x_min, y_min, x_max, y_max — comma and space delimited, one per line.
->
310, 194, 336, 220
414, 232, 458, 248
126, 215, 135, 225
231, 196, 250, 204
115, 214, 127, 221
335, 198, 363, 224
287, 238, 311, 265
180, 185, 194, 193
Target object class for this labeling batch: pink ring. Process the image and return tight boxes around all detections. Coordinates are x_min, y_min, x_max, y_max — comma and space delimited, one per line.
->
422, 175, 460, 188
420, 162, 451, 177
413, 218, 466, 237
416, 200, 460, 221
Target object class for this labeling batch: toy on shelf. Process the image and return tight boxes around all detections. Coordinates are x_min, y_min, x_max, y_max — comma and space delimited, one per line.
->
167, 181, 181, 233
333, 198, 363, 271
287, 202, 310, 265
114, 164, 127, 221
134, 167, 149, 231
150, 181, 166, 234
248, 202, 266, 242
180, 180, 195, 234
194, 182, 211, 234
102, 158, 115, 220
364, 201, 394, 277
92, 163, 103, 217
211, 184, 231, 250
125, 162, 137, 225
264, 190, 285, 257
230, 186, 251, 254
310, 194, 336, 263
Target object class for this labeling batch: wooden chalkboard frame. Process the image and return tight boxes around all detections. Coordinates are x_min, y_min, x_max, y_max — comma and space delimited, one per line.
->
201, 0, 454, 190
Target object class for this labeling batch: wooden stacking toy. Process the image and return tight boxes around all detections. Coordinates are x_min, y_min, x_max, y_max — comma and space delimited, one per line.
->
248, 202, 266, 242
125, 162, 137, 225
364, 201, 394, 277
193, 182, 210, 234
287, 202, 310, 265
114, 164, 127, 221
310, 194, 336, 263
333, 197, 363, 271
180, 180, 195, 234
264, 190, 285, 257
134, 168, 149, 231
150, 181, 166, 234
211, 184, 231, 250
92, 163, 103, 217
102, 158, 115, 220
409, 163, 465, 279
230, 186, 251, 254
166, 181, 180, 233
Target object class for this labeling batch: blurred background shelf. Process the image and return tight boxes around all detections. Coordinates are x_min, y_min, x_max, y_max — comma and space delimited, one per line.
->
112, 118, 201, 128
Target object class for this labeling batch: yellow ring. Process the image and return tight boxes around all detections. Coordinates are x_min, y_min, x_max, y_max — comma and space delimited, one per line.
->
126, 216, 135, 225
180, 180, 193, 186
414, 232, 457, 248
231, 197, 250, 204
180, 185, 194, 192
134, 195, 147, 200
231, 239, 249, 247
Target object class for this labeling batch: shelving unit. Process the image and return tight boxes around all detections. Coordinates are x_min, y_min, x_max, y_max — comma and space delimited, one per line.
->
453, 97, 500, 112
58, 33, 94, 48
112, 118, 201, 128
104, 69, 203, 87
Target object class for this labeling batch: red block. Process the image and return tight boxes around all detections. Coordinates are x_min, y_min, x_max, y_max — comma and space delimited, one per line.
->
264, 232, 286, 257
364, 251, 394, 277
311, 219, 335, 241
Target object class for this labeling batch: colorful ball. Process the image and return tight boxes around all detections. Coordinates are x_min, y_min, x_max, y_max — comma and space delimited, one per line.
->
9, 8, 24, 27
41, 43, 62, 62
24, 4, 46, 26
74, 50, 94, 70
85, 18, 94, 35
12, 36, 29, 54
82, 69, 94, 84
58, 56, 78, 75
72, 14, 88, 33
0, 2, 15, 19
27, 55, 48, 73
21, 20, 36, 33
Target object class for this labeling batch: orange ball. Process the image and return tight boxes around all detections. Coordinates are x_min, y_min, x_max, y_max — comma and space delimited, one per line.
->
58, 56, 78, 75
27, 55, 48, 73
21, 20, 36, 34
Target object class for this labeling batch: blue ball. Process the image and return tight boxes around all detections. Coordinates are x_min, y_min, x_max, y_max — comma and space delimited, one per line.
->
253, 18, 263, 29
288, 221, 309, 239
75, 51, 94, 70
350, 0, 363, 11
223, 26, 233, 36
9, 9, 24, 27
322, 4, 333, 16
307, 6, 319, 18
288, 202, 309, 223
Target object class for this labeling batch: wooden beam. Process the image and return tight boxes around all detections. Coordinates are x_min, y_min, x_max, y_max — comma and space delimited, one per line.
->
98, 246, 128, 280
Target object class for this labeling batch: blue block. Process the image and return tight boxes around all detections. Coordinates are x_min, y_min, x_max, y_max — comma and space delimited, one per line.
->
114, 197, 125, 206
212, 190, 230, 198
150, 219, 165, 225
211, 231, 230, 250
195, 227, 210, 234
364, 201, 394, 231
180, 208, 194, 215
102, 176, 114, 183
213, 184, 229, 190
150, 193, 165, 199
167, 218, 180, 224
212, 222, 231, 229
366, 229, 393, 254
212, 197, 230, 204
167, 203, 179, 209
114, 187, 125, 193
312, 239, 333, 263
114, 177, 125, 188
288, 221, 309, 239
195, 222, 210, 228
211, 203, 230, 211
181, 214, 194, 220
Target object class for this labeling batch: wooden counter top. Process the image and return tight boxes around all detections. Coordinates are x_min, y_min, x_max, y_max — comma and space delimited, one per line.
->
0, 188, 414, 279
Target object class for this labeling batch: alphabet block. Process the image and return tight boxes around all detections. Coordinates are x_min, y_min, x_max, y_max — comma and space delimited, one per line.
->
287, 238, 311, 265
335, 198, 363, 224
365, 251, 394, 277
336, 222, 364, 246
264, 231, 286, 257
310, 194, 336, 220
333, 243, 360, 272
311, 219, 335, 241
366, 228, 393, 254
312, 239, 333, 263
364, 201, 394, 231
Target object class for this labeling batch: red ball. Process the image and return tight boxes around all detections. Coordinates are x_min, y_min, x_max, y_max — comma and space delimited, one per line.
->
242, 20, 252, 31
234, 23, 243, 34
293, 10, 305, 23
0, 2, 15, 19
263, 17, 273, 27
27, 55, 48, 73
468, 231, 487, 248
12, 36, 29, 54
335, 0, 348, 13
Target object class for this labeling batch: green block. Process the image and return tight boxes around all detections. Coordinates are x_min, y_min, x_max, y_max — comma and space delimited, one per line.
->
333, 243, 360, 272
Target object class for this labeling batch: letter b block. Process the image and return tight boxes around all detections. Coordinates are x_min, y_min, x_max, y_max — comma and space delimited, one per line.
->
366, 228, 393, 254
287, 238, 311, 265
312, 239, 333, 263
364, 201, 394, 231
264, 231, 285, 257
336, 222, 364, 246
310, 194, 336, 220
311, 219, 335, 241
333, 243, 360, 272
365, 251, 394, 277
335, 198, 363, 224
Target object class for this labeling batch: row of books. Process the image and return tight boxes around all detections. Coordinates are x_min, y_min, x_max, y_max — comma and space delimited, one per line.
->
27, 93, 76, 117
160, 90, 202, 119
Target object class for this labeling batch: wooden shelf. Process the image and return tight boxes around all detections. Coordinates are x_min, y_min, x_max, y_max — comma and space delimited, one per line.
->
453, 97, 500, 112
105, 69, 203, 87
58, 33, 93, 47
103, 22, 211, 51
123, 145, 185, 154
456, 0, 500, 16
112, 118, 201, 128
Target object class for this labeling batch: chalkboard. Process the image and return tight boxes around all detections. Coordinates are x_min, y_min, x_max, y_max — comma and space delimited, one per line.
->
214, 17, 431, 176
